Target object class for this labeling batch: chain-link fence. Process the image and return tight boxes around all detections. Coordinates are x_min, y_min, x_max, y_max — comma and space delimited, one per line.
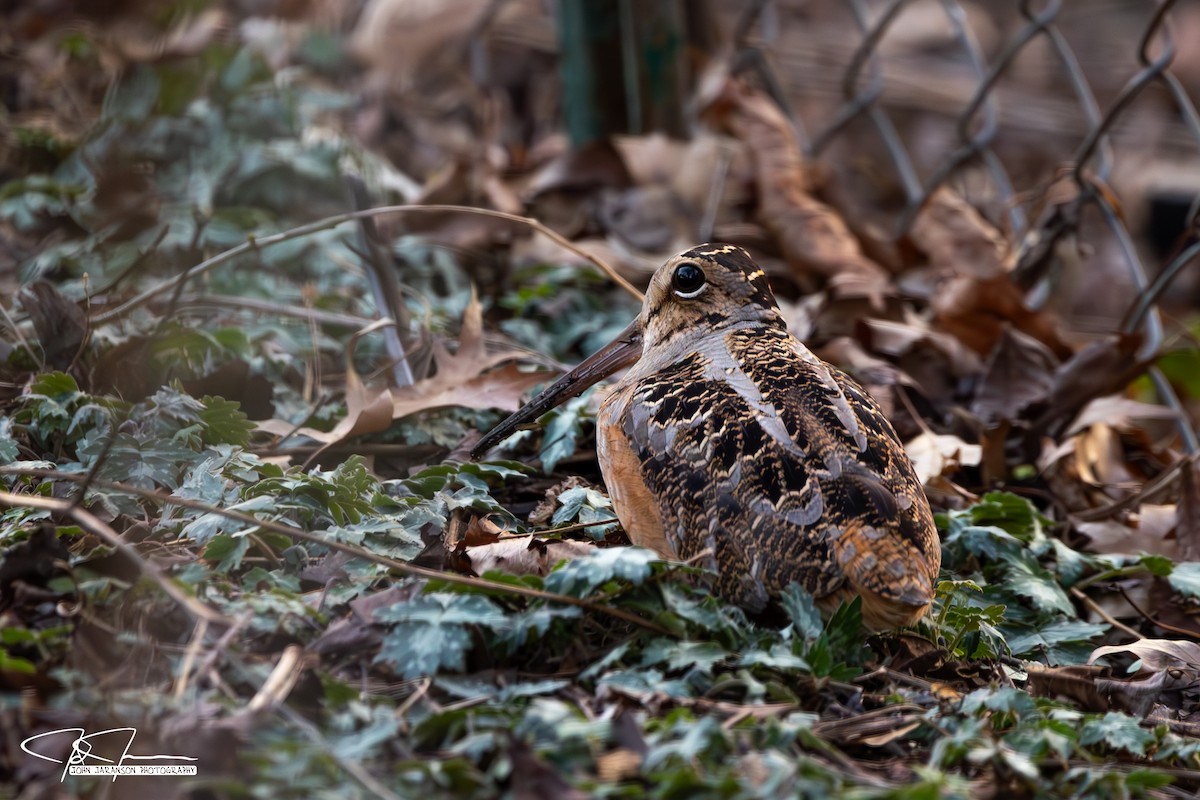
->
728, 0, 1200, 449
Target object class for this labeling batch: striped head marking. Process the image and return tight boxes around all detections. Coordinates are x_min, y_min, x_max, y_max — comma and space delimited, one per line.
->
640, 243, 784, 351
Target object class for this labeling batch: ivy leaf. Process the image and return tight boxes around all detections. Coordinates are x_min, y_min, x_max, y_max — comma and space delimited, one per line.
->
740, 642, 810, 671
780, 583, 823, 640
1049, 538, 1096, 587
29, 371, 81, 402
946, 524, 1024, 561
181, 494, 275, 544
1079, 712, 1156, 755
538, 394, 590, 473
640, 639, 729, 675
375, 593, 510, 679
1167, 562, 1200, 598
203, 533, 250, 572
379, 593, 511, 631
960, 686, 1039, 718
500, 604, 581, 649
549, 485, 617, 539
968, 491, 1040, 540
1139, 554, 1174, 577
543, 547, 657, 597
643, 717, 729, 770
0, 647, 36, 675
1124, 770, 1176, 792
1005, 620, 1108, 664
200, 395, 255, 446
0, 418, 18, 465
997, 553, 1073, 615
78, 432, 199, 490
551, 486, 612, 525
941, 603, 1006, 659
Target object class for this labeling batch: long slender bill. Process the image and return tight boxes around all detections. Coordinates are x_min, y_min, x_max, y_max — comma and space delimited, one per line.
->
471, 319, 643, 458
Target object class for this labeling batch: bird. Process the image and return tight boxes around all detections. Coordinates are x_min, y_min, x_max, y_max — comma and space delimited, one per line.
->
473, 244, 941, 630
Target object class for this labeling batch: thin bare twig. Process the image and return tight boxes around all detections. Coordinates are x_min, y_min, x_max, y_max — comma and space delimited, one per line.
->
174, 293, 378, 328
1116, 584, 1200, 640
0, 467, 671, 636
346, 175, 415, 387
1069, 586, 1143, 641
173, 618, 210, 700
1072, 455, 1190, 522
276, 703, 409, 800
92, 204, 642, 326
0, 489, 228, 626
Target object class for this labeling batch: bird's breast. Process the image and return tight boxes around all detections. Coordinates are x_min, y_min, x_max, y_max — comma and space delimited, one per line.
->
596, 383, 674, 558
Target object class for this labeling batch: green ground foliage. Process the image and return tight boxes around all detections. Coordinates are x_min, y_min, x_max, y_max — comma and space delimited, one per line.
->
3, 4, 1200, 799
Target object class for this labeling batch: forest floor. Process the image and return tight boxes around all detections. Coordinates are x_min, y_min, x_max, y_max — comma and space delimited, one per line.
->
3, 1, 1200, 798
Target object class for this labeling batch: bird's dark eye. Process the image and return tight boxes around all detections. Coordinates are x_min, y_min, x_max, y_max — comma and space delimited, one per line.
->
672, 262, 707, 297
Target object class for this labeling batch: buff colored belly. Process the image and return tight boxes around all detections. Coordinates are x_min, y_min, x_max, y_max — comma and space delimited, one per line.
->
596, 387, 674, 559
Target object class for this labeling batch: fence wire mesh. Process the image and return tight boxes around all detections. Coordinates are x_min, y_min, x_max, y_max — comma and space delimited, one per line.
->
734, 0, 1200, 449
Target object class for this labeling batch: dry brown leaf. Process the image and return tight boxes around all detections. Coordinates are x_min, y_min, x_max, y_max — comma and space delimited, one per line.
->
912, 188, 1072, 359
934, 273, 1072, 359
862, 314, 979, 367
1090, 639, 1200, 671
1065, 394, 1179, 437
702, 77, 890, 300
256, 318, 398, 446
598, 185, 694, 254
350, 0, 509, 91
969, 326, 1058, 423
1086, 639, 1200, 718
1073, 504, 1178, 558
1034, 334, 1149, 436
19, 281, 88, 370
257, 299, 551, 450
461, 515, 507, 548
905, 432, 983, 484
461, 538, 594, 577
1025, 663, 1111, 712
389, 293, 551, 419
1073, 423, 1137, 489
909, 186, 1009, 280
615, 131, 730, 216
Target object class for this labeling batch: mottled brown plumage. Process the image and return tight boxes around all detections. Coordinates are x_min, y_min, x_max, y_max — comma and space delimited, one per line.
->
474, 244, 940, 629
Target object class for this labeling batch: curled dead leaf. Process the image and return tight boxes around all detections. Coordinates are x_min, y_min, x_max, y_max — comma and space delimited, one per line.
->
969, 325, 1059, 423
256, 318, 397, 449
389, 291, 553, 419
1089, 639, 1200, 671
906, 432, 983, 484
1087, 640, 1200, 717
910, 186, 1009, 280
1073, 505, 1179, 559
460, 537, 595, 577
256, 296, 553, 454
701, 77, 890, 300
934, 273, 1071, 360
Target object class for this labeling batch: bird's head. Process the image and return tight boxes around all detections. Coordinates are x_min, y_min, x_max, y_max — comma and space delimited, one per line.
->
471, 243, 783, 457
638, 243, 785, 354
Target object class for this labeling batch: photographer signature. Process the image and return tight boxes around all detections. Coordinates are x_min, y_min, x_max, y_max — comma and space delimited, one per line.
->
21, 727, 197, 781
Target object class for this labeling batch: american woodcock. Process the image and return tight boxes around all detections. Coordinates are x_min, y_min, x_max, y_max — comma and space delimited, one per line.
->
473, 244, 941, 629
